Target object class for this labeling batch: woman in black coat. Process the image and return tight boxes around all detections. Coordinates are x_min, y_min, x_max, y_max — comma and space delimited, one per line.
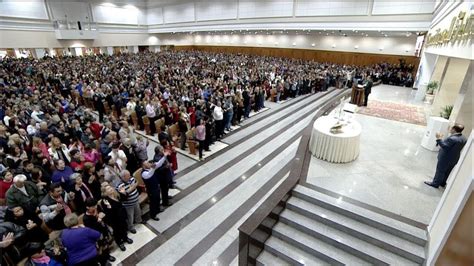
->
100, 185, 133, 251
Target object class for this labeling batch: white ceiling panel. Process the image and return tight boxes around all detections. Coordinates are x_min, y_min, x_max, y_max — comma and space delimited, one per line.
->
296, 0, 369, 16
239, 0, 293, 19
196, 0, 238, 21
163, 3, 195, 24
0, 0, 48, 20
372, 0, 436, 15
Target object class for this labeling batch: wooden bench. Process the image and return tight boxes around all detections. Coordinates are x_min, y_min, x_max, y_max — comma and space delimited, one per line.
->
133, 168, 149, 206
186, 128, 198, 155
155, 118, 164, 135
168, 123, 180, 147
142, 116, 151, 136
130, 111, 139, 129
103, 101, 111, 115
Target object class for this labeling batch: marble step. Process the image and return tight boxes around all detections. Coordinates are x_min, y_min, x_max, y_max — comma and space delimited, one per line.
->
286, 196, 425, 264
256, 250, 291, 266
279, 209, 418, 265
292, 185, 427, 246
271, 222, 366, 265
264, 235, 332, 266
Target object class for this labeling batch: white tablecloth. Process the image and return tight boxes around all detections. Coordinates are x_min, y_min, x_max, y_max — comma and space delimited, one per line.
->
309, 116, 361, 163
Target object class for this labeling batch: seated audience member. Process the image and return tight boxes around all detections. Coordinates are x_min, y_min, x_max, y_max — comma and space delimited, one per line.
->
0, 222, 28, 264
39, 183, 73, 231
6, 174, 41, 214
61, 213, 101, 266
5, 206, 48, 243
23, 242, 62, 266
100, 185, 133, 251
116, 170, 142, 234
0, 171, 13, 206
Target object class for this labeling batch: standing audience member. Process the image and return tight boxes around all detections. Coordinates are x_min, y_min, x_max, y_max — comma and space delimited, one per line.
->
195, 119, 206, 160
140, 151, 169, 221
116, 170, 142, 234
61, 213, 101, 266
100, 185, 133, 251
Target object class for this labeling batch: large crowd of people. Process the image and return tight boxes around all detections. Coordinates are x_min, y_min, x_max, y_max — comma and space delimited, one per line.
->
0, 50, 414, 265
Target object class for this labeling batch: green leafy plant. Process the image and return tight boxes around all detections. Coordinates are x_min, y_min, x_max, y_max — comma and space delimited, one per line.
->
440, 105, 453, 119
426, 81, 439, 95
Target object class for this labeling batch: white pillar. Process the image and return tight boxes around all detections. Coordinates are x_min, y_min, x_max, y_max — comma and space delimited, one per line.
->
35, 49, 46, 58
106, 46, 113, 55
415, 52, 438, 100
132, 45, 139, 53
74, 47, 83, 56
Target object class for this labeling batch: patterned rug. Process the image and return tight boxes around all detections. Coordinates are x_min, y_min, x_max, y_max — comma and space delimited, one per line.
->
357, 100, 426, 125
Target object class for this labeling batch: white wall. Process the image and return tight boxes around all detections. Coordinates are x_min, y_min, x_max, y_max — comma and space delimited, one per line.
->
296, 0, 369, 16
92, 3, 145, 25
195, 0, 238, 21
163, 3, 195, 24
423, 1, 473, 60
0, 28, 417, 57
49, 1, 91, 22
0, 30, 151, 48
427, 131, 473, 265
372, 0, 435, 15
155, 32, 417, 56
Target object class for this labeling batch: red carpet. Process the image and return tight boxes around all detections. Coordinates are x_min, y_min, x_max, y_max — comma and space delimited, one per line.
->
357, 100, 426, 125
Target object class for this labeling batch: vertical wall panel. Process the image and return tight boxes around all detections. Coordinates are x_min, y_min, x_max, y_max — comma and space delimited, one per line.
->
147, 7, 164, 25
296, 0, 369, 16
195, 0, 238, 21
50, 2, 91, 22
238, 0, 293, 18
163, 3, 195, 24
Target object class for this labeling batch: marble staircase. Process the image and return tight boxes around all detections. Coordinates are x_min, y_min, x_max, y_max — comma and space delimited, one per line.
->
256, 185, 427, 265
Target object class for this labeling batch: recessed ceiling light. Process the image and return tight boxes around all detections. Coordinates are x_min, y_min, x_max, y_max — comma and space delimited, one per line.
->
311, 43, 315, 46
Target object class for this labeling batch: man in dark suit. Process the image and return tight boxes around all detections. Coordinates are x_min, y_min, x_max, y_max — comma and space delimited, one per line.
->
425, 124, 467, 188
363, 76, 373, 106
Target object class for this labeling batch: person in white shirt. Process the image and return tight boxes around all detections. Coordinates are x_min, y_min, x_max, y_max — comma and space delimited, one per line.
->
31, 106, 44, 123
145, 101, 158, 134
108, 142, 127, 171
140, 151, 169, 220
212, 101, 224, 139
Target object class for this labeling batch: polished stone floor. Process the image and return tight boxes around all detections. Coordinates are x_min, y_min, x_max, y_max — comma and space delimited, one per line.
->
115, 91, 341, 265
307, 84, 443, 224
307, 113, 442, 224
114, 85, 443, 265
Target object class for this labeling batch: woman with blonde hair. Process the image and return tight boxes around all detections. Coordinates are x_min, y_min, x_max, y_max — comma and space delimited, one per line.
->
48, 137, 71, 164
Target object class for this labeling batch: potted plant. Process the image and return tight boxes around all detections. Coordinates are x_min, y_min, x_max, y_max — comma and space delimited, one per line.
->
440, 105, 453, 120
424, 80, 439, 104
